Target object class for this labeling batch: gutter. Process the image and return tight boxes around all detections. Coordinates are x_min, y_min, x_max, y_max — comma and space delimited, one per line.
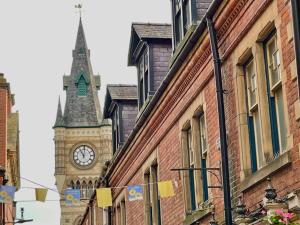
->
105, 0, 223, 180
291, 0, 300, 97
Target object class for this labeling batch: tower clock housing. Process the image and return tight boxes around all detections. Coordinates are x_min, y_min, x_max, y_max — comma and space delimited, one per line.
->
53, 18, 112, 225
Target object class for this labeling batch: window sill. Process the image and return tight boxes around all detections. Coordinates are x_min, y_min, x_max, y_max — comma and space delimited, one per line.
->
240, 150, 291, 192
183, 206, 213, 225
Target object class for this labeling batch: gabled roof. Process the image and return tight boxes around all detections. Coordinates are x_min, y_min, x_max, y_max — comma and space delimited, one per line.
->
132, 23, 172, 40
107, 84, 138, 100
103, 84, 138, 118
128, 23, 172, 66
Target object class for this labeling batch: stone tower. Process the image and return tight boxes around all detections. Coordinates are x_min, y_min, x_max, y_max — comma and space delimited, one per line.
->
53, 18, 112, 225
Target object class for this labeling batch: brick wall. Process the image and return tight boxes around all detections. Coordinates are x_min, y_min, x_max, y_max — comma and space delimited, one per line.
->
0, 88, 8, 167
0, 74, 15, 225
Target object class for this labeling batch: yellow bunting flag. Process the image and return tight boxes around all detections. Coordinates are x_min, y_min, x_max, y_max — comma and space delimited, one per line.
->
35, 188, 48, 202
158, 180, 175, 198
96, 188, 112, 208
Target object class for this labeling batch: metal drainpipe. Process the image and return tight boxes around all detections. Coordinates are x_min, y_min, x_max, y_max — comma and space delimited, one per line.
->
291, 0, 300, 97
107, 207, 112, 225
206, 18, 233, 225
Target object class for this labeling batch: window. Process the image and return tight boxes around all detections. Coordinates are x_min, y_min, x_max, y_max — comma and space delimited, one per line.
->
115, 199, 126, 225
244, 59, 264, 171
199, 114, 208, 202
264, 32, 287, 155
144, 165, 161, 225
102, 208, 109, 225
77, 75, 87, 96
234, 20, 290, 179
87, 181, 94, 198
112, 107, 120, 153
81, 181, 87, 199
116, 205, 121, 225
182, 113, 209, 213
120, 200, 126, 225
186, 127, 197, 210
172, 0, 192, 46
138, 50, 149, 108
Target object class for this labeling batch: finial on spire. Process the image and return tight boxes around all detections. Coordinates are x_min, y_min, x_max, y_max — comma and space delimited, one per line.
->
75, 4, 83, 18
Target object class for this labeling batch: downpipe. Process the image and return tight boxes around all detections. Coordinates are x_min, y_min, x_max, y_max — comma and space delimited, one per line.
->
206, 18, 233, 225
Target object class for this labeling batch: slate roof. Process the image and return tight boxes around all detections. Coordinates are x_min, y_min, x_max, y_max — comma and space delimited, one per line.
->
54, 18, 102, 128
132, 23, 172, 39
107, 84, 138, 100
103, 84, 138, 118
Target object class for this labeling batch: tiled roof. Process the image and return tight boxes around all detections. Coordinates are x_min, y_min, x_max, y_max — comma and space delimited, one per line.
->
132, 23, 172, 39
107, 84, 138, 100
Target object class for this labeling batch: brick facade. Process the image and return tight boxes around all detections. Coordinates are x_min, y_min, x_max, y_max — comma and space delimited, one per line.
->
80, 0, 300, 224
0, 73, 20, 225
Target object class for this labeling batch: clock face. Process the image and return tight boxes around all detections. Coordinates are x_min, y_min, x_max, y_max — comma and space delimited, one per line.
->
73, 145, 95, 167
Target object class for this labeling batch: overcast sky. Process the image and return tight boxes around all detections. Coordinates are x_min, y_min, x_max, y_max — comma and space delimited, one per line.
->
0, 1, 171, 224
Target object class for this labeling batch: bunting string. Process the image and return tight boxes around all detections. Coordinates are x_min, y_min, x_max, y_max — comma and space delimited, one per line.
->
0, 176, 179, 207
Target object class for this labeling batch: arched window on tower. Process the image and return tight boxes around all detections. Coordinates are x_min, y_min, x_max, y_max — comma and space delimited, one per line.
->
94, 180, 98, 189
76, 180, 81, 190
87, 180, 93, 198
70, 180, 75, 189
77, 75, 87, 96
81, 181, 87, 199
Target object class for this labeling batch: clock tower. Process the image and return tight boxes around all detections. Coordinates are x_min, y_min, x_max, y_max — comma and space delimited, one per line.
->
53, 18, 112, 225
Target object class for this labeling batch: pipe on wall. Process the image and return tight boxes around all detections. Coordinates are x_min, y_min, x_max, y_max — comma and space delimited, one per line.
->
206, 18, 233, 225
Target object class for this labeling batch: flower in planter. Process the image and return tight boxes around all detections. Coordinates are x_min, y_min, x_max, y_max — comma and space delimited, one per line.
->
267, 209, 299, 225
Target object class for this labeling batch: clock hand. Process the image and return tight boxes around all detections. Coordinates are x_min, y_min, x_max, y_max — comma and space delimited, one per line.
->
80, 150, 85, 158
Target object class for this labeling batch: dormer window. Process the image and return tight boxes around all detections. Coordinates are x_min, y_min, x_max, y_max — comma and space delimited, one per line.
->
138, 49, 149, 108
128, 23, 172, 113
172, 0, 193, 46
78, 47, 85, 55
172, 0, 212, 49
103, 84, 138, 155
77, 75, 88, 96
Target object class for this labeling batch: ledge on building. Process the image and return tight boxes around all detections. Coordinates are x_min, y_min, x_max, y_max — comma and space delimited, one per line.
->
240, 150, 291, 192
183, 206, 212, 225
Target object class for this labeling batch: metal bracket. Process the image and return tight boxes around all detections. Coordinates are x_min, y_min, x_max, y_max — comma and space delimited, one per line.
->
171, 162, 223, 189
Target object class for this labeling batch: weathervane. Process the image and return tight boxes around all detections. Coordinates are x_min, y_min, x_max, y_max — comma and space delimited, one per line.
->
75, 4, 83, 17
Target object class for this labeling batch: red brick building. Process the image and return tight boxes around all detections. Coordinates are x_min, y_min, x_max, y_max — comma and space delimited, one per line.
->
0, 73, 20, 225
81, 0, 300, 224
